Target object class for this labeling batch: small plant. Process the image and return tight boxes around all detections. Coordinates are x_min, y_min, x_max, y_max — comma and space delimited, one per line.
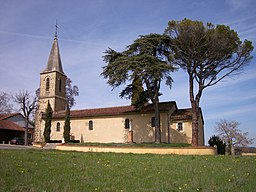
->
208, 135, 226, 155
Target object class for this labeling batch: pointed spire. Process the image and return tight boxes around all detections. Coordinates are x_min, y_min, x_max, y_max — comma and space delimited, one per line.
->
42, 22, 65, 74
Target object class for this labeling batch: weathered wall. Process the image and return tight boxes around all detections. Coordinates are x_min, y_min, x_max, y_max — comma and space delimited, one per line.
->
50, 112, 171, 143
38, 109, 204, 145
170, 120, 192, 144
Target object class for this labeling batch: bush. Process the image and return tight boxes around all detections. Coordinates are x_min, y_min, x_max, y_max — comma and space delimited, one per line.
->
208, 135, 226, 155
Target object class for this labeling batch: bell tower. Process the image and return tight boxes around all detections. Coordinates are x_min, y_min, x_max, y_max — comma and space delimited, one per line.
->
34, 26, 67, 142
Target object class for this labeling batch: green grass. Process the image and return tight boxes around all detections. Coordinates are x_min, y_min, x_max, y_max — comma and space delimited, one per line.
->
0, 149, 256, 192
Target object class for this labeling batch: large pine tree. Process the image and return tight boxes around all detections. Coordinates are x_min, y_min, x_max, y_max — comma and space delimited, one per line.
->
165, 19, 253, 146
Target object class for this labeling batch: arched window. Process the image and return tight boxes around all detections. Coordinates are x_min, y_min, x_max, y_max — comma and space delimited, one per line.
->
58, 79, 62, 92
56, 122, 60, 132
89, 120, 93, 130
125, 119, 130, 129
46, 78, 50, 92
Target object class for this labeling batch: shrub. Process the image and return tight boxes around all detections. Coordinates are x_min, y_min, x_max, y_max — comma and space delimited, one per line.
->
208, 135, 226, 155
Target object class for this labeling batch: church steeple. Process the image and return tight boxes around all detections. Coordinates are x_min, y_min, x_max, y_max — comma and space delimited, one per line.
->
42, 22, 64, 74
38, 26, 67, 112
35, 25, 67, 142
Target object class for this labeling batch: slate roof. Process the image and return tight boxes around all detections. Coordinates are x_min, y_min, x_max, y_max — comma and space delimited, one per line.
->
52, 101, 177, 119
42, 35, 65, 74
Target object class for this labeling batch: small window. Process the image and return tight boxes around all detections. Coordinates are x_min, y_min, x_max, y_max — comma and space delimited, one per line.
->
125, 119, 130, 129
177, 122, 183, 131
58, 79, 62, 92
151, 117, 155, 127
56, 122, 60, 132
89, 120, 93, 130
46, 78, 50, 91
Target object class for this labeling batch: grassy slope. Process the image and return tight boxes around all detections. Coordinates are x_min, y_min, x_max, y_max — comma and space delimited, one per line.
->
0, 149, 255, 192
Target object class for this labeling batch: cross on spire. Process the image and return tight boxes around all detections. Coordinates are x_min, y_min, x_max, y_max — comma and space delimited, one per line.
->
54, 20, 58, 39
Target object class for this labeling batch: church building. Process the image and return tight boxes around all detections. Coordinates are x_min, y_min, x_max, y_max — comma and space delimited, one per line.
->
34, 33, 205, 145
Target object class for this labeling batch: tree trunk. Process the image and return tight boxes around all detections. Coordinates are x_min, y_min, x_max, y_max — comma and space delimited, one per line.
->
189, 74, 200, 146
191, 101, 199, 146
154, 98, 161, 143
25, 117, 29, 146
228, 139, 235, 155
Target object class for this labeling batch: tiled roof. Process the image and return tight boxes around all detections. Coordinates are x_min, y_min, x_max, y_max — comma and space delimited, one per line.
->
0, 120, 25, 131
171, 108, 204, 123
0, 113, 20, 120
52, 101, 177, 119
171, 108, 192, 120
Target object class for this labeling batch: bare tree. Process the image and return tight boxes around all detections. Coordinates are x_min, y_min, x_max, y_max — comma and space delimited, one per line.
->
13, 90, 37, 145
0, 91, 13, 114
66, 78, 79, 108
215, 119, 254, 155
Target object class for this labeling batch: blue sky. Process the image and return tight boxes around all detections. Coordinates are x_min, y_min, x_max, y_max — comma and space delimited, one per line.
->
0, 0, 255, 146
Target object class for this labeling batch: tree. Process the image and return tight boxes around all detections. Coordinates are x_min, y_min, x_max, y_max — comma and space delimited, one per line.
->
208, 135, 226, 155
165, 19, 254, 146
66, 78, 79, 108
119, 75, 148, 109
0, 91, 13, 114
63, 104, 71, 143
13, 90, 36, 145
102, 34, 175, 143
43, 101, 52, 143
215, 119, 254, 155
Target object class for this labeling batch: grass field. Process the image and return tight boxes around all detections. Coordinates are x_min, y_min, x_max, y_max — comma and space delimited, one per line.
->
0, 149, 255, 192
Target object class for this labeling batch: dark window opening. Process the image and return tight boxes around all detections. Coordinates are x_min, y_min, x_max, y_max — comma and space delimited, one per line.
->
177, 122, 183, 131
89, 120, 93, 130
125, 119, 130, 129
56, 122, 60, 132
46, 78, 50, 91
59, 79, 62, 92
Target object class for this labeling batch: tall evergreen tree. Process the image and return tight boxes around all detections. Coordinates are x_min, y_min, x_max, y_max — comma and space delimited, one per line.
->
102, 34, 175, 143
63, 104, 71, 143
43, 101, 52, 143
119, 75, 148, 109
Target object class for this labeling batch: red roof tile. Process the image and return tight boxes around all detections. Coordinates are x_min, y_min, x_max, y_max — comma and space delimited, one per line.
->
172, 108, 204, 123
0, 120, 25, 131
52, 101, 177, 119
172, 108, 192, 120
